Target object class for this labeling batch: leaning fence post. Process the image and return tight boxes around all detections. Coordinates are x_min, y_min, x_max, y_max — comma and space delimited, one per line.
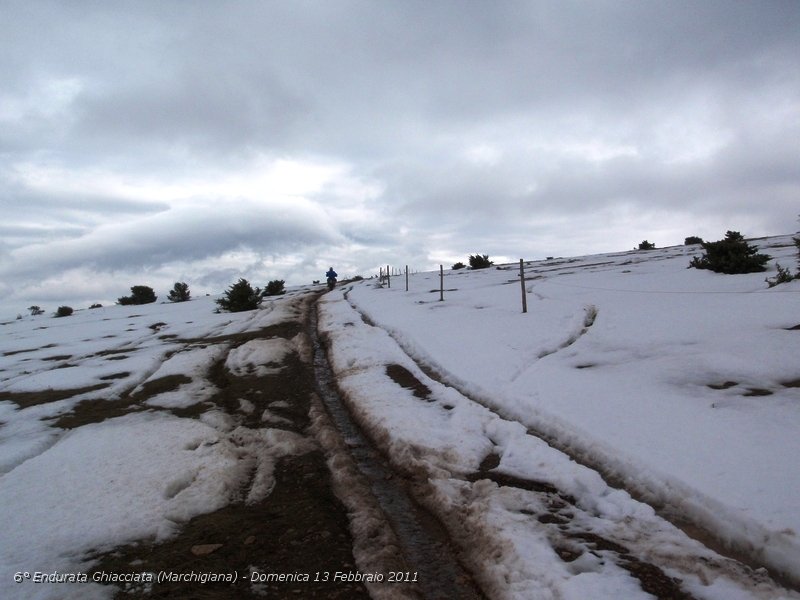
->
439, 265, 444, 301
520, 258, 528, 313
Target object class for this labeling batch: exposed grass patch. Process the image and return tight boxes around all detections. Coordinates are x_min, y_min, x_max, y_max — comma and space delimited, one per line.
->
386, 364, 432, 400
565, 532, 693, 599
708, 381, 738, 390
743, 388, 773, 397
0, 384, 111, 408
95, 347, 131, 357
52, 397, 144, 429
132, 375, 192, 400
99, 372, 131, 381
3, 344, 57, 357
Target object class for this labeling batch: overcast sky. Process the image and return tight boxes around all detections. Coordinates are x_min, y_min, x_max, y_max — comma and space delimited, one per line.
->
1, 0, 798, 316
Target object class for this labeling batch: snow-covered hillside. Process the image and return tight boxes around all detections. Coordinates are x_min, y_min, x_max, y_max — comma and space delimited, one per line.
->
333, 234, 800, 589
1, 234, 798, 600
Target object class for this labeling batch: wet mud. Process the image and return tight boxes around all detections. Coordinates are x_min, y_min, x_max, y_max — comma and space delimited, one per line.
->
68, 297, 370, 598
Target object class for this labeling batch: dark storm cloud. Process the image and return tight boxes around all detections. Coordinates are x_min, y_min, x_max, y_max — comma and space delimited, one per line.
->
0, 0, 798, 314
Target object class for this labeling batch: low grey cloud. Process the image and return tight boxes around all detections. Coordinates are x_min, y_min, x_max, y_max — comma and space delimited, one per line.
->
1, 0, 798, 315
7, 199, 341, 276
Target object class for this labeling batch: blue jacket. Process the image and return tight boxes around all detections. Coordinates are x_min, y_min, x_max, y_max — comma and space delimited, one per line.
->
326, 269, 337, 279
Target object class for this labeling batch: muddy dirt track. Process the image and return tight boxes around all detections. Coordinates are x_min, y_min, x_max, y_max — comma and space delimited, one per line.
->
85, 299, 377, 599
72, 292, 469, 599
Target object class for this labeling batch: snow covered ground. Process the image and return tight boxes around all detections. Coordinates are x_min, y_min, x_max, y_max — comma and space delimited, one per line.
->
1, 234, 798, 599
318, 233, 799, 598
0, 292, 314, 599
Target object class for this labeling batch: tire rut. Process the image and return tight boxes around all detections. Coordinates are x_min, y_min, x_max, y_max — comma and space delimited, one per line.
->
310, 294, 486, 600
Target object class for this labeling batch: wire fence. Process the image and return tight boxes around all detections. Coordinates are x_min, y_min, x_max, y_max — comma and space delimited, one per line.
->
374, 257, 799, 315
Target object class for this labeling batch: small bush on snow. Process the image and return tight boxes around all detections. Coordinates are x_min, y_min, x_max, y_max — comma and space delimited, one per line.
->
118, 285, 157, 305
689, 231, 770, 274
264, 279, 286, 296
794, 235, 800, 273
469, 254, 493, 269
54, 306, 74, 317
765, 264, 794, 288
216, 278, 262, 312
167, 281, 191, 302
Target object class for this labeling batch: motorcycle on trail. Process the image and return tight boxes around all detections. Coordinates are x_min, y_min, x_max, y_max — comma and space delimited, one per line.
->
325, 267, 338, 291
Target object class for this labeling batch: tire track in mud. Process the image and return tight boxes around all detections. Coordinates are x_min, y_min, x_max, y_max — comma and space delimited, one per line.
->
340, 290, 798, 598
309, 296, 486, 600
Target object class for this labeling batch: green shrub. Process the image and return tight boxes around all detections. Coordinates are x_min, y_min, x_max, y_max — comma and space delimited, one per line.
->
28, 305, 45, 316
794, 235, 800, 273
264, 279, 286, 296
765, 263, 795, 288
118, 285, 157, 305
168, 282, 191, 302
216, 279, 262, 312
89, 303, 103, 309
684, 236, 703, 245
689, 231, 770, 274
54, 306, 74, 317
638, 240, 655, 250
452, 262, 466, 270
469, 254, 493, 269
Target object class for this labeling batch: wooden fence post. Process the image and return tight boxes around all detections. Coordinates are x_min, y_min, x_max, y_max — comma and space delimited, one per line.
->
520, 259, 528, 314
439, 265, 444, 301
387, 265, 391, 288
405, 265, 409, 291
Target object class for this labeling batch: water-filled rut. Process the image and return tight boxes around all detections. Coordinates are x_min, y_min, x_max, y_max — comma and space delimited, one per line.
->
309, 298, 485, 600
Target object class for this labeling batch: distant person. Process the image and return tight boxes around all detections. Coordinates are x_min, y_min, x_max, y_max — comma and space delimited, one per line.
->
326, 267, 338, 290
